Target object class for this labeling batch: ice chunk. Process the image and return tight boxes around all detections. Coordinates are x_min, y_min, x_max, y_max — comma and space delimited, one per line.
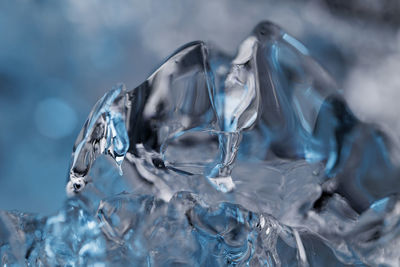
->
68, 41, 217, 196
0, 211, 45, 265
1, 21, 399, 266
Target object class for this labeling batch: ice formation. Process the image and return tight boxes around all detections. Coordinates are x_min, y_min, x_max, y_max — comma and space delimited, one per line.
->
2, 21, 400, 266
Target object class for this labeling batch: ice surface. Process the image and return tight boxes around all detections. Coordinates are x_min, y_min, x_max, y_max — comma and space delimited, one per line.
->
2, 21, 400, 266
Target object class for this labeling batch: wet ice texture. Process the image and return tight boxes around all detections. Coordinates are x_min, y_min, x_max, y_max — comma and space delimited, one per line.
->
2, 21, 400, 266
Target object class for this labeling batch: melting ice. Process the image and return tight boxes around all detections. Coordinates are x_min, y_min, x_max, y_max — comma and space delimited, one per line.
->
2, 21, 400, 266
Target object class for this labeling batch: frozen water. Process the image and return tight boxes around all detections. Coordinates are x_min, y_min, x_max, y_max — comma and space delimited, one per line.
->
2, 21, 400, 266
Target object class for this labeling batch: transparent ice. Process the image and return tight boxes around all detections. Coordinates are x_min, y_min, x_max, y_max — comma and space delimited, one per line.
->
2, 21, 400, 266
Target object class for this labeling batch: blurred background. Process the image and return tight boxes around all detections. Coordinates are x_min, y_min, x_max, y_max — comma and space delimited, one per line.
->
1, 0, 400, 214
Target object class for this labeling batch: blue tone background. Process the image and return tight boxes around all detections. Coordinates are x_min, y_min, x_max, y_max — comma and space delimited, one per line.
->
1, 0, 399, 214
